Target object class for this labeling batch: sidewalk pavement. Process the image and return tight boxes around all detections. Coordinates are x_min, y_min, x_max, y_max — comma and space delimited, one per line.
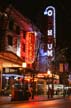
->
0, 95, 64, 105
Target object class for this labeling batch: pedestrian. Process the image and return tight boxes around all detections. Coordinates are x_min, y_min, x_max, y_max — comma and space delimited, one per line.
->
63, 89, 66, 98
28, 86, 32, 98
48, 87, 53, 98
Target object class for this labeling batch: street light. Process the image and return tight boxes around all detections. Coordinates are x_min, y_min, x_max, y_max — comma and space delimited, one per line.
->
22, 62, 27, 68
47, 69, 51, 75
47, 69, 51, 98
22, 62, 27, 84
22, 62, 31, 100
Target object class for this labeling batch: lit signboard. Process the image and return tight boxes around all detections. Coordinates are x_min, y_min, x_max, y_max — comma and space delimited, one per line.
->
25, 32, 36, 64
44, 6, 56, 58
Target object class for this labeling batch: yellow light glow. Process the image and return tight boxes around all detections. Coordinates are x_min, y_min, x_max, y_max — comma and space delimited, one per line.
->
48, 69, 51, 75
22, 62, 27, 68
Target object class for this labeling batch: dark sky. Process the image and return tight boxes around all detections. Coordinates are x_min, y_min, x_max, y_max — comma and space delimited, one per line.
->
0, 0, 71, 48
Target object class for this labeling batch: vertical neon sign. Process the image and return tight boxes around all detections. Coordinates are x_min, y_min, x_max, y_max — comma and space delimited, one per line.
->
25, 32, 36, 64
44, 6, 56, 58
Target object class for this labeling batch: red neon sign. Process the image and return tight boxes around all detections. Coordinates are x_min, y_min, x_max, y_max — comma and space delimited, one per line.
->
25, 32, 35, 64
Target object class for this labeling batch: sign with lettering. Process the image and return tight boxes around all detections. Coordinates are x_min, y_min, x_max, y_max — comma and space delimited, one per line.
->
25, 32, 36, 64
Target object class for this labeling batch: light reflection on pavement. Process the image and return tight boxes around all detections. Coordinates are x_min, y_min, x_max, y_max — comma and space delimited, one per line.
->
0, 97, 71, 108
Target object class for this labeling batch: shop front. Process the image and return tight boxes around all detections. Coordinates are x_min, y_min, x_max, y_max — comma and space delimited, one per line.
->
0, 51, 23, 94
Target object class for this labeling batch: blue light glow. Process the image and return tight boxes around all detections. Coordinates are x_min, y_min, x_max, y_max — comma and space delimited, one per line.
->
39, 48, 47, 56
2, 74, 23, 78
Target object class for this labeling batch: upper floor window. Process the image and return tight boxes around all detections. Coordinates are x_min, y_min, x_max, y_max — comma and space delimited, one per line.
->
8, 35, 13, 46
23, 31, 26, 38
15, 25, 20, 35
9, 17, 14, 31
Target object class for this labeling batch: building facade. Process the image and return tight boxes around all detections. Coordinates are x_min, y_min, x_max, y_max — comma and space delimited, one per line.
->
0, 5, 42, 92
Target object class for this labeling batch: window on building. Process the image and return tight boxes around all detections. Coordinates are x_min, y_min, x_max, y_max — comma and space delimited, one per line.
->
23, 31, 26, 38
16, 25, 20, 35
9, 17, 14, 31
8, 35, 13, 46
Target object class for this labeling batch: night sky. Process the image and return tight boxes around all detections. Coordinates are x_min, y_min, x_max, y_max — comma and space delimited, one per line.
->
0, 0, 71, 48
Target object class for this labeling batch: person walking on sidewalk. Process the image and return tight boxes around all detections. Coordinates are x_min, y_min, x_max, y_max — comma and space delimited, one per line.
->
63, 89, 66, 98
48, 87, 53, 98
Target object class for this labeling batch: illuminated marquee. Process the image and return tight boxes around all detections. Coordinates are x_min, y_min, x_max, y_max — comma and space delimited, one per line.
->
25, 32, 36, 64
44, 6, 56, 58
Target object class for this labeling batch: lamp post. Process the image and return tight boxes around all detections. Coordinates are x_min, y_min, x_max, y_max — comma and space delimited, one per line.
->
22, 62, 27, 85
47, 69, 51, 98
48, 68, 55, 98
0, 70, 2, 92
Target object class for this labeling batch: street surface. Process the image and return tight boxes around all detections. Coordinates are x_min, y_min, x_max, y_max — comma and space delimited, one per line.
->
0, 97, 71, 108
